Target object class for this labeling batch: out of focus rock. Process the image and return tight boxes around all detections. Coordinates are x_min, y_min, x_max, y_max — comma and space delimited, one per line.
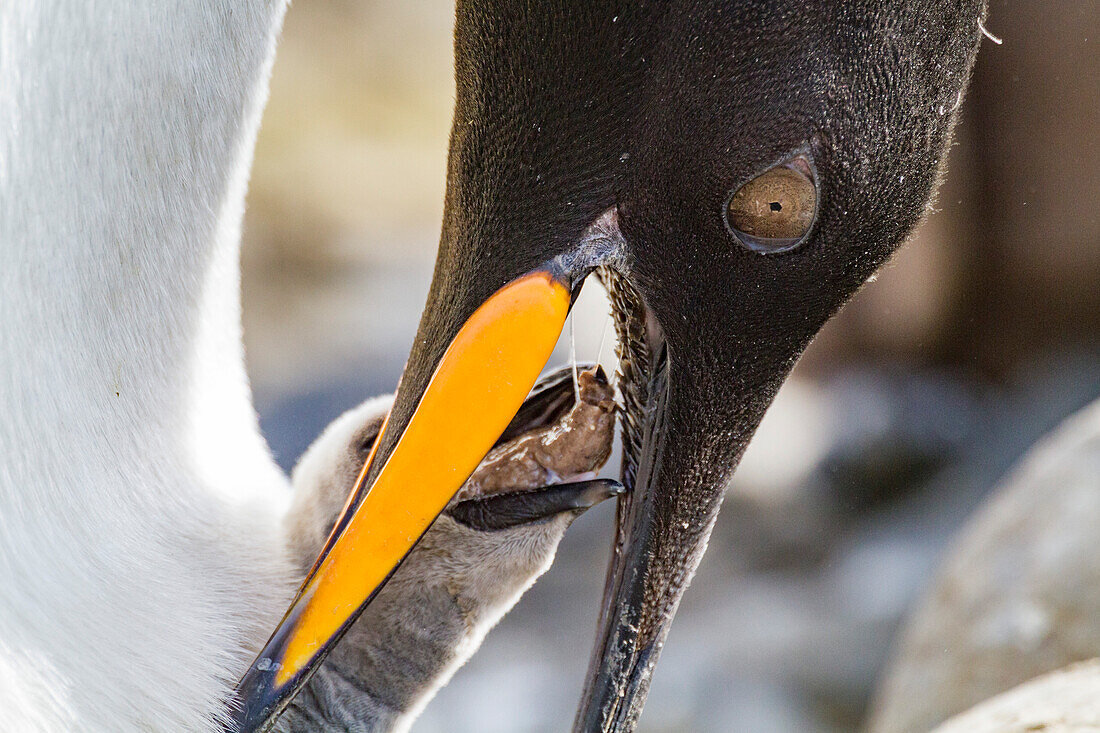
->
931, 660, 1100, 733
867, 398, 1100, 733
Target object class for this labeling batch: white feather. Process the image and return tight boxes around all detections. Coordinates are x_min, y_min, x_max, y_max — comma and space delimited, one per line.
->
0, 2, 298, 730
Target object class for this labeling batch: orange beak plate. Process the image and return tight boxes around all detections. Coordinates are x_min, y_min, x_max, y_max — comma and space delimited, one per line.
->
230, 269, 572, 731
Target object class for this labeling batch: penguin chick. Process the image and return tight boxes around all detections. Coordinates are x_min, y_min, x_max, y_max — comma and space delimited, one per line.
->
278, 366, 617, 733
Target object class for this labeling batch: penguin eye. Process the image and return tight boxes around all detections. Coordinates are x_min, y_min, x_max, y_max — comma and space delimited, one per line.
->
725, 157, 817, 254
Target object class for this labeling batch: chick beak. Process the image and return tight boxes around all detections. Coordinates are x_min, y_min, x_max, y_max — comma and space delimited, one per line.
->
229, 267, 573, 732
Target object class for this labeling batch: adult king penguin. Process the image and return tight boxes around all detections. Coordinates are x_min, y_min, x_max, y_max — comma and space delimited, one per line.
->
236, 1, 989, 732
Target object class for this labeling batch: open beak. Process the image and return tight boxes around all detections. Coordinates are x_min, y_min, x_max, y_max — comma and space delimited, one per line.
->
230, 267, 574, 731
232, 208, 790, 733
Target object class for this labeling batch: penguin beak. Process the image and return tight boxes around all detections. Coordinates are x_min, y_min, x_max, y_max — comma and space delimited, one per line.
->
573, 275, 793, 733
573, 343, 713, 733
230, 267, 574, 731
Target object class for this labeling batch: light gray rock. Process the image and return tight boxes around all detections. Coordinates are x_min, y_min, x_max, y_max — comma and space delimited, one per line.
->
931, 659, 1100, 733
867, 398, 1100, 733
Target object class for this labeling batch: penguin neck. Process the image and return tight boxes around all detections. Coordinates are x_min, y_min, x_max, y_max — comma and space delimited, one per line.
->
0, 0, 291, 520
0, 3, 300, 728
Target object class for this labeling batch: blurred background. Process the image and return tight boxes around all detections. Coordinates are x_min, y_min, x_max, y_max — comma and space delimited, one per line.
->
242, 1, 1100, 731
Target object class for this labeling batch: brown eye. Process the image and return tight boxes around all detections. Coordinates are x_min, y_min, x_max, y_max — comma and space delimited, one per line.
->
726, 158, 817, 253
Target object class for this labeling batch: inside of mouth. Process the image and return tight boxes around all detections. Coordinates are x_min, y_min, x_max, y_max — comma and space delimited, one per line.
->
596, 266, 663, 495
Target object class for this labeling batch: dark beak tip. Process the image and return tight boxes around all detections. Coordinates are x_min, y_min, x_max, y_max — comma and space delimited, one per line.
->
576, 478, 625, 507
